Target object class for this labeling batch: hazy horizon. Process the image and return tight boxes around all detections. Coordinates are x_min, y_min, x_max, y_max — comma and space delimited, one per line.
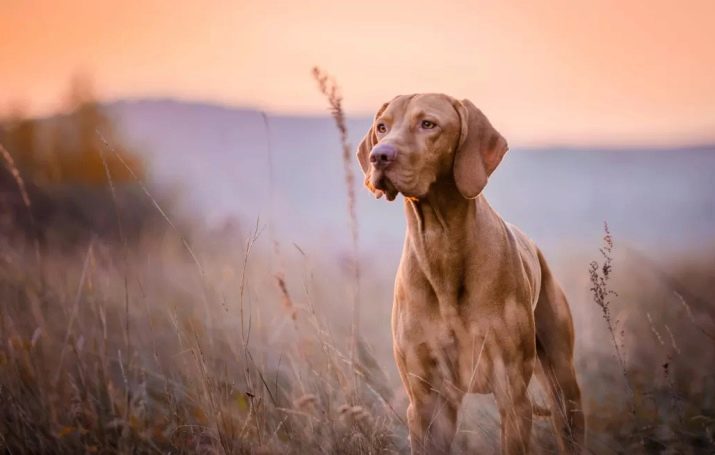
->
20, 96, 715, 150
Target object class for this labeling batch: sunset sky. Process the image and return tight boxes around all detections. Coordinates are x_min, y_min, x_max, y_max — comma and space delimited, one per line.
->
2, 0, 714, 146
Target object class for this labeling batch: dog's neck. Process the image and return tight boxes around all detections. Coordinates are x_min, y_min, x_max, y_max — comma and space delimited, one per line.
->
404, 176, 477, 239
403, 176, 503, 313
402, 176, 492, 315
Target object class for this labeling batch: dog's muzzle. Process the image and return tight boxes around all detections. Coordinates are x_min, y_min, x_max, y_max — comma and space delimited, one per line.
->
369, 143, 397, 169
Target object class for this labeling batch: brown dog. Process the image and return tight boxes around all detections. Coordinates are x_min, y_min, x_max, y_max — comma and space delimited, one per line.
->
356, 94, 584, 454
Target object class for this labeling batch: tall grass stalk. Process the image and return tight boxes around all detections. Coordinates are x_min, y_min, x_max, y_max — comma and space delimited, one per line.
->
588, 222, 638, 420
96, 132, 206, 286
96, 132, 132, 357
311, 67, 362, 382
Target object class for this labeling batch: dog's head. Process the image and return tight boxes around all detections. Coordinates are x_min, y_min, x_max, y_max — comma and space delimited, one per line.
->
356, 94, 508, 201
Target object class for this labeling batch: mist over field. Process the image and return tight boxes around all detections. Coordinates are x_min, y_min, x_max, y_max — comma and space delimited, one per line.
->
110, 99, 715, 254
2, 95, 714, 453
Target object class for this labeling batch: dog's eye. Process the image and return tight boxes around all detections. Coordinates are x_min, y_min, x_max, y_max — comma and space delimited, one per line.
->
376, 123, 387, 134
421, 120, 436, 129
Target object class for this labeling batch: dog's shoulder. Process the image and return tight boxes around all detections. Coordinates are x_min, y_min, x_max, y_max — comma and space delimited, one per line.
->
504, 222, 537, 258
504, 222, 542, 305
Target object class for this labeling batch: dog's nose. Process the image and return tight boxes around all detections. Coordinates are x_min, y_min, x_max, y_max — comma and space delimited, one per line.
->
369, 144, 397, 168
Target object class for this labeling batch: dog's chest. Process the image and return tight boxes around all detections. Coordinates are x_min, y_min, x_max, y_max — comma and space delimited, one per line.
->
395, 231, 534, 394
393, 296, 495, 395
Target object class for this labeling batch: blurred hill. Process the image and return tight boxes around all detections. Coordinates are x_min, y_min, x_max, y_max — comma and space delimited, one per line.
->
0, 81, 182, 248
106, 99, 715, 263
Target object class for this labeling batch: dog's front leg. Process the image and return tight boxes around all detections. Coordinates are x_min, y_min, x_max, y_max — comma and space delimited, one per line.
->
394, 330, 463, 454
406, 391, 459, 455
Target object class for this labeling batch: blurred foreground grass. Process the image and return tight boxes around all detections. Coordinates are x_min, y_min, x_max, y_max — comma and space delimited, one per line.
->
0, 232, 405, 454
1, 225, 714, 453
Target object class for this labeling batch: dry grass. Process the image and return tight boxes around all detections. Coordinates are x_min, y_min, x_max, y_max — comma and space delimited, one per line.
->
0, 225, 404, 454
1, 127, 404, 453
584, 227, 715, 452
588, 222, 635, 409
2, 175, 715, 454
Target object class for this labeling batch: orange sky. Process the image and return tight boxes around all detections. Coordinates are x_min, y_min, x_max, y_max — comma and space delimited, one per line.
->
2, 0, 714, 146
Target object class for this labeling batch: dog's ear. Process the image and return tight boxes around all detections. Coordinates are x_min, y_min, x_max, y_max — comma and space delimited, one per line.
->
451, 99, 508, 199
356, 101, 390, 198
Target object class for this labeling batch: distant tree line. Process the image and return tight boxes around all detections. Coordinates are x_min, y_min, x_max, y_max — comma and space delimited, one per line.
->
0, 76, 177, 248
2, 75, 143, 186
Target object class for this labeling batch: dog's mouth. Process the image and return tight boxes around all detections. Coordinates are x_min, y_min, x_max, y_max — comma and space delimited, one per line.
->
372, 171, 399, 201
